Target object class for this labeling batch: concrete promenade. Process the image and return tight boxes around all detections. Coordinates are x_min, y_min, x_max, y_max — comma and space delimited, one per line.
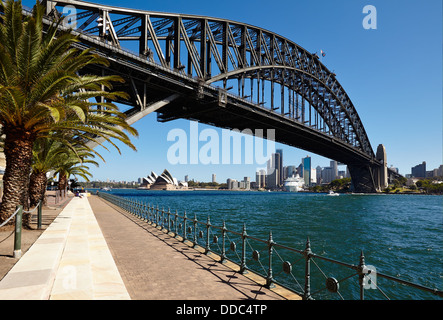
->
0, 194, 299, 300
0, 195, 129, 299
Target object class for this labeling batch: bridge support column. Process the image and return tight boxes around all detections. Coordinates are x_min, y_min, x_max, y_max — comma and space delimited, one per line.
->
348, 165, 377, 193
348, 144, 388, 193
374, 144, 388, 192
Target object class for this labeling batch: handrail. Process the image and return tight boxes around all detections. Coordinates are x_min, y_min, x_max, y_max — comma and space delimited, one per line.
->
97, 192, 442, 300
0, 206, 21, 228
0, 200, 44, 258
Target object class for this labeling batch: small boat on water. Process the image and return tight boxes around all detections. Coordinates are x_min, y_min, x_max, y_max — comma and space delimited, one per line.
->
327, 190, 339, 196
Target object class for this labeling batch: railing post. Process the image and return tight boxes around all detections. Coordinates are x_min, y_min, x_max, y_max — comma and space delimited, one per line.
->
167, 208, 171, 232
13, 205, 23, 259
303, 237, 312, 300
221, 220, 227, 263
37, 199, 43, 230
193, 213, 197, 246
240, 224, 248, 274
174, 209, 178, 236
183, 211, 187, 241
147, 203, 151, 222
358, 250, 366, 300
161, 207, 165, 229
205, 216, 211, 254
266, 231, 274, 288
143, 203, 148, 222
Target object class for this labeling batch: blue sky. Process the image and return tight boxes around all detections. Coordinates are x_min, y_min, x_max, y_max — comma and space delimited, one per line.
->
27, 0, 443, 182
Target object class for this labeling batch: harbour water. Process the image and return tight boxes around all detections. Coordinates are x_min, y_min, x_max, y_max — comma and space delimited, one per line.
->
99, 189, 442, 299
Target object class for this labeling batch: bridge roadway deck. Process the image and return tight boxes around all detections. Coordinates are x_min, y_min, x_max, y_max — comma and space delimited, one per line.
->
0, 195, 299, 300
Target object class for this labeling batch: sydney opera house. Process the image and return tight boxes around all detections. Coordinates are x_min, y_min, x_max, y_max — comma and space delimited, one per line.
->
140, 169, 188, 190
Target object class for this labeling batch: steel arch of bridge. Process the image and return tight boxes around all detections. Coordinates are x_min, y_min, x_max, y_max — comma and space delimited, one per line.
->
40, 0, 389, 192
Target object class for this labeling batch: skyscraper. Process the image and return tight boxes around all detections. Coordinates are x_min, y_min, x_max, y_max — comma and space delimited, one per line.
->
331, 160, 338, 181
276, 149, 283, 186
256, 169, 266, 188
411, 161, 426, 178
267, 152, 280, 189
302, 156, 311, 186
285, 165, 297, 179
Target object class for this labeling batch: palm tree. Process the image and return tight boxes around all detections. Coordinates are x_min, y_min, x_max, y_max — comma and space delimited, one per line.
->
0, 0, 138, 224
29, 136, 97, 207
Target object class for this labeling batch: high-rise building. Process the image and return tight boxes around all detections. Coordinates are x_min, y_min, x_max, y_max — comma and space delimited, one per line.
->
316, 165, 322, 184
267, 152, 280, 189
411, 161, 426, 178
242, 177, 251, 190
321, 167, 334, 184
310, 168, 317, 185
227, 178, 239, 190
276, 149, 283, 186
330, 160, 338, 181
302, 156, 311, 186
285, 165, 297, 179
256, 169, 266, 188
212, 174, 216, 183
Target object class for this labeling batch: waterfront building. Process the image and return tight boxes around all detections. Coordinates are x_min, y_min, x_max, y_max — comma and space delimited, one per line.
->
411, 161, 426, 178
140, 170, 187, 190
212, 174, 216, 183
256, 169, 266, 188
321, 167, 334, 184
243, 176, 251, 189
227, 178, 239, 190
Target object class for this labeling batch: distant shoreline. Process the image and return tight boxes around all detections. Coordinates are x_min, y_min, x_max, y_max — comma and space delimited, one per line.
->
91, 187, 441, 196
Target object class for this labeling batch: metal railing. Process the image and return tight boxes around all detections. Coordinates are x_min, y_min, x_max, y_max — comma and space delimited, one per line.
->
98, 192, 443, 300
0, 200, 43, 259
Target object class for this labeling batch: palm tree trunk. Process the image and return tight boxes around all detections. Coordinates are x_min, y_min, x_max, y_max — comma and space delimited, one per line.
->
58, 172, 67, 194
0, 126, 35, 227
29, 170, 47, 208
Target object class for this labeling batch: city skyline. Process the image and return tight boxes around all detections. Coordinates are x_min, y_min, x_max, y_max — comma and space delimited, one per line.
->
42, 0, 441, 184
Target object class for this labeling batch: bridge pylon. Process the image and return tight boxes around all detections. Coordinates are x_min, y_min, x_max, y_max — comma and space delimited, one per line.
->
374, 144, 388, 191
348, 144, 388, 193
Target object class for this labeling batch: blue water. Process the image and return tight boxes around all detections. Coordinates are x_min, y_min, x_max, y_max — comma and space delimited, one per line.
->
97, 189, 442, 300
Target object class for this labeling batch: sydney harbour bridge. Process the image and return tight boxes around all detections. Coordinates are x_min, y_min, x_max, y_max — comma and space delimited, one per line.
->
38, 0, 399, 192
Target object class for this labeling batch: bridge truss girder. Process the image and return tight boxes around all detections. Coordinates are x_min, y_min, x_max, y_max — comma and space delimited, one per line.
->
41, 0, 387, 192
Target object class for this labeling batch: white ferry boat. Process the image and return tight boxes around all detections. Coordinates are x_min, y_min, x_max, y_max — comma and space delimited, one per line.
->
284, 174, 305, 192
